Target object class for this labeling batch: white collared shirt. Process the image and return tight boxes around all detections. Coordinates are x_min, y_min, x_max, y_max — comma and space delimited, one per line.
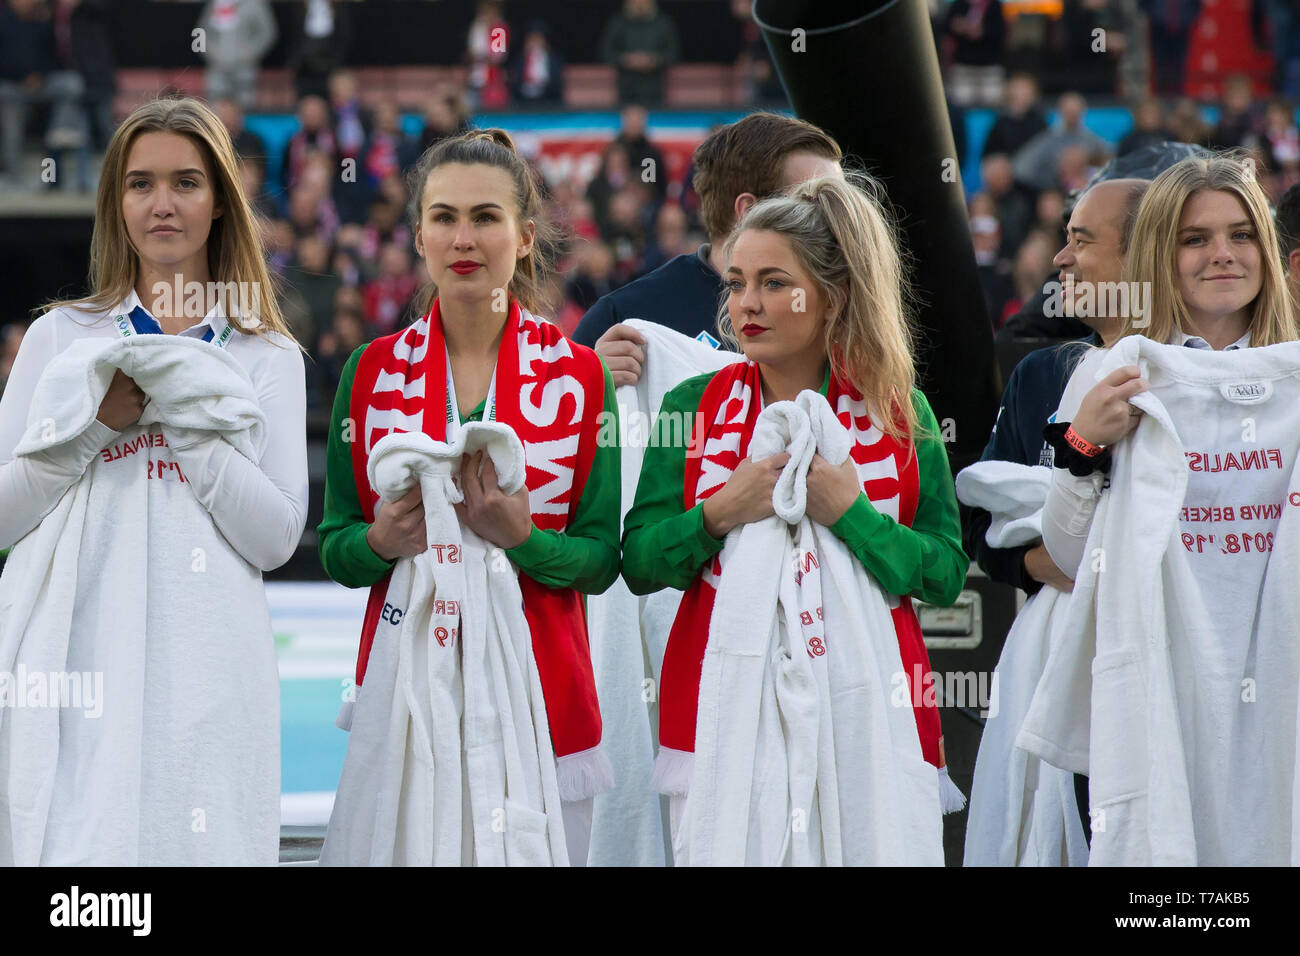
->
0, 293, 308, 570
1175, 328, 1252, 351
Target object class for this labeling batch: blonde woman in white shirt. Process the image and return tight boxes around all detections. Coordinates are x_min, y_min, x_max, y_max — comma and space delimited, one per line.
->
0, 97, 307, 865
1041, 153, 1299, 581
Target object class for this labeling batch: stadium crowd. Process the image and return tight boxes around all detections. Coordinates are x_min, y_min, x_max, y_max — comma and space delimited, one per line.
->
3, 0, 1300, 414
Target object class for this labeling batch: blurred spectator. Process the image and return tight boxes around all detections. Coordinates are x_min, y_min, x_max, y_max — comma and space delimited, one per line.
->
586, 140, 634, 235
290, 0, 354, 100
969, 192, 1013, 321
359, 195, 411, 266
604, 185, 653, 283
0, 0, 86, 183
52, 0, 117, 191
1034, 187, 1066, 241
364, 100, 419, 188
362, 242, 419, 336
1013, 92, 1111, 192
1059, 0, 1122, 95
731, 0, 785, 105
1167, 96, 1213, 146
316, 305, 368, 406
563, 240, 617, 327
1259, 98, 1300, 191
615, 104, 667, 201
1000, 228, 1056, 326
944, 0, 1006, 107
331, 243, 362, 287
640, 202, 694, 274
214, 96, 266, 165
266, 218, 296, 274
0, 322, 25, 399
467, 0, 510, 110
1055, 143, 1094, 193
238, 151, 276, 219
1113, 0, 1151, 100
1267, 0, 1300, 97
196, 0, 278, 110
1140, 0, 1202, 97
601, 0, 681, 107
981, 152, 1033, 259
288, 153, 341, 245
328, 69, 370, 164
1118, 98, 1173, 155
416, 87, 472, 157
1211, 74, 1261, 149
982, 72, 1048, 159
285, 94, 337, 190
282, 233, 339, 351
513, 20, 564, 106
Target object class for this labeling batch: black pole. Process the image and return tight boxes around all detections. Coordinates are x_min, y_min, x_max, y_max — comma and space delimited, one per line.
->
754, 0, 998, 470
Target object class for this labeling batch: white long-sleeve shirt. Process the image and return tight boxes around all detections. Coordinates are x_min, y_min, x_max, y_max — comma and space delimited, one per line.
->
1041, 330, 1253, 578
0, 290, 308, 571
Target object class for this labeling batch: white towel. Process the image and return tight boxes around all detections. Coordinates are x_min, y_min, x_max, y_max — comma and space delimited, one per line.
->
320, 423, 570, 866
1020, 336, 1300, 865
956, 460, 1088, 867
676, 391, 944, 866
584, 321, 741, 867
0, 335, 276, 866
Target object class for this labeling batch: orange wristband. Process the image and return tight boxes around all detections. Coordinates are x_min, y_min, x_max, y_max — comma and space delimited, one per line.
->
1064, 425, 1103, 458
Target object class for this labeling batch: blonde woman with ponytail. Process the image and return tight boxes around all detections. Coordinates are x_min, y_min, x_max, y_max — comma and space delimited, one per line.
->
0, 97, 307, 864
317, 129, 620, 866
623, 173, 969, 859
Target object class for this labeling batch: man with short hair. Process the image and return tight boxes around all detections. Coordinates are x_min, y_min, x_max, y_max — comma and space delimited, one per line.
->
572, 111, 843, 385
967, 178, 1150, 596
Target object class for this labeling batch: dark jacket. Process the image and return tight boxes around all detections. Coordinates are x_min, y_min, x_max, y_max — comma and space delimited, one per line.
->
964, 336, 1097, 593
600, 10, 681, 106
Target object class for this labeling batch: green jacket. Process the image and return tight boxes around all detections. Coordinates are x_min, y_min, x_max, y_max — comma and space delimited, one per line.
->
621, 369, 967, 605
318, 343, 622, 594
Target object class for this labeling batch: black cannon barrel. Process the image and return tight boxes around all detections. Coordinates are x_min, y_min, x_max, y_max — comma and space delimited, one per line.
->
754, 0, 998, 468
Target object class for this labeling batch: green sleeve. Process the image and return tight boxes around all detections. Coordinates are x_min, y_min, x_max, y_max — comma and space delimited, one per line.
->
828, 389, 968, 606
506, 361, 621, 595
317, 344, 399, 588
621, 372, 723, 595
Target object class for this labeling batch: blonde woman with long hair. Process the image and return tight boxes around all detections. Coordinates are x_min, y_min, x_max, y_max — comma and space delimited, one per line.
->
1042, 154, 1300, 579
622, 174, 968, 859
0, 97, 306, 864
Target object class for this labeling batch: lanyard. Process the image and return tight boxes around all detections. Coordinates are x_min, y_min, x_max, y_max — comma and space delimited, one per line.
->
443, 346, 497, 440
113, 305, 232, 349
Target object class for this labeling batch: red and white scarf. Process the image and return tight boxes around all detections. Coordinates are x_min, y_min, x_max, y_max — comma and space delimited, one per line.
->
348, 299, 607, 759
658, 360, 945, 768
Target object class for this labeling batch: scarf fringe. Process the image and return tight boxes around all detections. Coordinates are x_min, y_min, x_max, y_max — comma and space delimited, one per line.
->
556, 746, 615, 802
335, 698, 355, 732
938, 765, 967, 814
649, 746, 694, 796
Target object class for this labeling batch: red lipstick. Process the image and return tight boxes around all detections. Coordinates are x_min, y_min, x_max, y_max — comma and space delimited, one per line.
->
741, 324, 766, 337
450, 260, 482, 275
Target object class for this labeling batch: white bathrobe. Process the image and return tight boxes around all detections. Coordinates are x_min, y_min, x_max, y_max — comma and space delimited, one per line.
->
0, 335, 279, 866
676, 391, 944, 866
584, 321, 741, 867
320, 423, 571, 866
1020, 336, 1300, 865
956, 460, 1088, 867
